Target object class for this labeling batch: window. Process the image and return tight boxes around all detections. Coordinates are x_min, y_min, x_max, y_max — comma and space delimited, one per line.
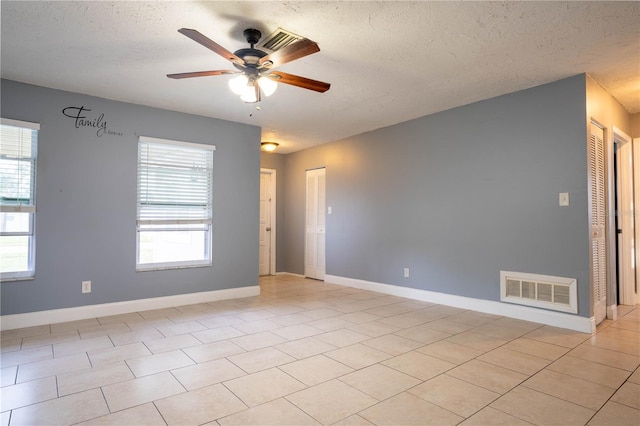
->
0, 118, 39, 280
136, 136, 215, 270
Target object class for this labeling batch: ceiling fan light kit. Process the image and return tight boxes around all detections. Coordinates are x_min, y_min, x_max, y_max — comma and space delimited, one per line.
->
168, 27, 330, 104
258, 77, 278, 96
228, 74, 249, 95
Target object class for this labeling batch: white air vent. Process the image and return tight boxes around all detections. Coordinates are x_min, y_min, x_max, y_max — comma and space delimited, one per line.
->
258, 28, 304, 52
500, 271, 577, 313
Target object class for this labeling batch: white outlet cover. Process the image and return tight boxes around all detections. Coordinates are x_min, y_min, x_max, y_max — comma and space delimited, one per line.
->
559, 192, 569, 206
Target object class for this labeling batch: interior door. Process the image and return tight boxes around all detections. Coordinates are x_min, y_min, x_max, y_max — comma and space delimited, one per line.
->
305, 168, 326, 280
589, 123, 607, 324
635, 138, 640, 304
259, 170, 273, 276
615, 131, 636, 305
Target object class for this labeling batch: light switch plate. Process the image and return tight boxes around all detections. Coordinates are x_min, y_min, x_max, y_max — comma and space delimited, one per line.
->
559, 192, 569, 206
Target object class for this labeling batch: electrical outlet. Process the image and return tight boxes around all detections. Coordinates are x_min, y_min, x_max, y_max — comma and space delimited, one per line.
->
82, 280, 91, 293
403, 268, 410, 278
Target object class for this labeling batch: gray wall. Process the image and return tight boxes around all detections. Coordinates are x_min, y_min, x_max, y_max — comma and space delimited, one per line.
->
260, 152, 287, 272
1, 79, 261, 315
284, 75, 593, 317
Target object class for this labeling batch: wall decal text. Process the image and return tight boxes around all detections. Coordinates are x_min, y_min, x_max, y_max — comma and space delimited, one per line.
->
62, 106, 123, 137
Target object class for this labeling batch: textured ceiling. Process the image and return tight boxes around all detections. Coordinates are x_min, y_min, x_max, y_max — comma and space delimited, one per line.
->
2, 1, 639, 153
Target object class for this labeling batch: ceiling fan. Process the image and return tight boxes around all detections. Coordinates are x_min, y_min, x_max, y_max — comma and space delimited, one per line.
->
167, 28, 330, 103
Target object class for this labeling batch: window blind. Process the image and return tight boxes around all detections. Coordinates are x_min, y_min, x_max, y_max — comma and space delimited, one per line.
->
0, 119, 39, 213
137, 136, 215, 226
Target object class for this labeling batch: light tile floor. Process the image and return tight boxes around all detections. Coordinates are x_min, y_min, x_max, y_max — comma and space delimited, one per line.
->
1, 275, 639, 425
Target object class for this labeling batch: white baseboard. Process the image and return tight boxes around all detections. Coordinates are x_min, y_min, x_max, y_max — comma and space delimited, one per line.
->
325, 274, 595, 333
1, 285, 260, 331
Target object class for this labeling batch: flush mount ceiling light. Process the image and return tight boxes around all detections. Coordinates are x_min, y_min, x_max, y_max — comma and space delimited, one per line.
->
167, 28, 330, 103
261, 141, 279, 152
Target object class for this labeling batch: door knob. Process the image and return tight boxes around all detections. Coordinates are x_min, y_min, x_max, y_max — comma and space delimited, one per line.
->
266, 227, 271, 231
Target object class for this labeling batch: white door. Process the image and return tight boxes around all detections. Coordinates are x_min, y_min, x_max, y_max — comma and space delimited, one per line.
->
305, 168, 326, 280
635, 138, 640, 304
259, 170, 274, 276
589, 123, 607, 324
615, 129, 636, 305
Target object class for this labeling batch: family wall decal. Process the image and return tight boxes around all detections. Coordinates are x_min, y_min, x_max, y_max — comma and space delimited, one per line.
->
61, 106, 123, 137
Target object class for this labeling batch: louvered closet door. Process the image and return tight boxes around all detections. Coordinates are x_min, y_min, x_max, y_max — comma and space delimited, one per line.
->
589, 123, 607, 324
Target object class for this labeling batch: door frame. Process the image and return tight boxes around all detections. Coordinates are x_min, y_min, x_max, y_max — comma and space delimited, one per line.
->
612, 127, 637, 306
260, 168, 277, 275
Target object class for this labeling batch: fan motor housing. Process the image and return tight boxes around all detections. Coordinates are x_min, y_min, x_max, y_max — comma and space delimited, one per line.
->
233, 48, 267, 72
234, 48, 267, 60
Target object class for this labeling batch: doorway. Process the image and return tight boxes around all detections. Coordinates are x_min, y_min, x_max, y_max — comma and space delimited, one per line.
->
305, 168, 326, 280
259, 169, 276, 276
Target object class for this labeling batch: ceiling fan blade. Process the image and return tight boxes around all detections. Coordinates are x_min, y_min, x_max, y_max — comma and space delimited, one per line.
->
269, 71, 330, 93
167, 70, 238, 79
178, 28, 243, 64
259, 39, 320, 68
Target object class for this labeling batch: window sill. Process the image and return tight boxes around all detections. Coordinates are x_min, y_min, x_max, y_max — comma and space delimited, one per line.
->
136, 262, 212, 273
1, 275, 35, 283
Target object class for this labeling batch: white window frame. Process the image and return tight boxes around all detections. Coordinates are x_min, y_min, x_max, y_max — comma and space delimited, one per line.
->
1, 118, 39, 281
136, 136, 215, 271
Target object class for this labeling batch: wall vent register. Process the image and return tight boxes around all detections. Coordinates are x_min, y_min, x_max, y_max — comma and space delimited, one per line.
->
500, 271, 577, 314
258, 27, 304, 52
